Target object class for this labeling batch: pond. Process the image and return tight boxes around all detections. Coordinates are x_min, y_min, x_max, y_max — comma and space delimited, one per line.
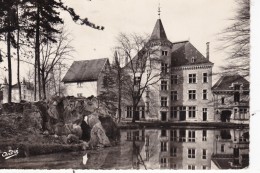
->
0, 127, 249, 170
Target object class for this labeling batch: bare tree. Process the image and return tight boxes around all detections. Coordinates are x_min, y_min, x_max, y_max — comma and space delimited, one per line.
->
115, 33, 162, 123
39, 27, 74, 99
218, 0, 250, 77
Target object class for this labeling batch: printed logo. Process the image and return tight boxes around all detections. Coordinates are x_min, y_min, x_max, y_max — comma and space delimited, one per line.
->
1, 149, 19, 160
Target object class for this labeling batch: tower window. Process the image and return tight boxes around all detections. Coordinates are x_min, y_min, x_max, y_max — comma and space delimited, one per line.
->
161, 80, 168, 90
161, 97, 167, 107
203, 89, 207, 100
162, 50, 168, 56
161, 63, 168, 73
171, 74, 178, 84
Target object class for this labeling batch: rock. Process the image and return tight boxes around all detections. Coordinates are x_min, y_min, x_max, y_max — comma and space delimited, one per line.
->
99, 116, 120, 143
89, 122, 111, 148
67, 134, 79, 144
21, 110, 43, 132
85, 112, 100, 128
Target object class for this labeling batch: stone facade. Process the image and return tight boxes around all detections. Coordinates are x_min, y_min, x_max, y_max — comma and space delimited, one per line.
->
212, 75, 250, 124
121, 18, 214, 122
1, 79, 34, 103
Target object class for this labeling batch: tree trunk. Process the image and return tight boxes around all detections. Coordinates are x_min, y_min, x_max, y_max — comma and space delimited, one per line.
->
35, 2, 41, 100
34, 53, 37, 101
41, 69, 46, 99
118, 68, 122, 122
17, 5, 21, 102
7, 25, 12, 103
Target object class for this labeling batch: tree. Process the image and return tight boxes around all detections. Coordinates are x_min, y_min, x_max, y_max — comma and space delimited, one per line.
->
0, 0, 18, 103
115, 33, 162, 123
218, 0, 250, 77
39, 27, 74, 99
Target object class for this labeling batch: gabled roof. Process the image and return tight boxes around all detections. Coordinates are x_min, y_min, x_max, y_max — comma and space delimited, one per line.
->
212, 75, 250, 91
12, 81, 34, 90
150, 19, 168, 41
62, 58, 108, 83
171, 41, 213, 67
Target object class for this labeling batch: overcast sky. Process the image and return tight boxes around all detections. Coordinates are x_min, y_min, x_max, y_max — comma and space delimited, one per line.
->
0, 0, 247, 83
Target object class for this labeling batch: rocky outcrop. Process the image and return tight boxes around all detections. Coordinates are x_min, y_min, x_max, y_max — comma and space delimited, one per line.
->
85, 113, 111, 147
0, 96, 119, 149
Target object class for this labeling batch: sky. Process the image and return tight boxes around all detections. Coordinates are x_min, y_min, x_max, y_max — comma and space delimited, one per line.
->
0, 0, 245, 83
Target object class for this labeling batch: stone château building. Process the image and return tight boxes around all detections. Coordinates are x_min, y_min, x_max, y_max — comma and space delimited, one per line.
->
121, 17, 214, 122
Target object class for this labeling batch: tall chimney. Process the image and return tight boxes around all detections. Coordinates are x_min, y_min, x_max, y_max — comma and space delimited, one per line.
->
206, 42, 210, 60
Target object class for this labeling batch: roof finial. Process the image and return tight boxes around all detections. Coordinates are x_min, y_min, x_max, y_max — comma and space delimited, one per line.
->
158, 3, 161, 19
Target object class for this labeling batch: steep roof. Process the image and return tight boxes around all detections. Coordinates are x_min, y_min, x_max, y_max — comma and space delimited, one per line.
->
171, 41, 213, 67
212, 75, 250, 91
150, 19, 168, 40
62, 58, 108, 83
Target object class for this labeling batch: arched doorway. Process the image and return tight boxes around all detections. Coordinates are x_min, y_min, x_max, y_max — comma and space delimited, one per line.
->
221, 110, 232, 122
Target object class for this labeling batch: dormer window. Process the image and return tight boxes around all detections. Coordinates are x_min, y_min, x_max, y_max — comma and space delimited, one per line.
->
162, 50, 168, 56
191, 57, 195, 63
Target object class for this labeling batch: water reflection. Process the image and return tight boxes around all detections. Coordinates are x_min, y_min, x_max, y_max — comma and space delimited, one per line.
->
0, 127, 249, 170
120, 127, 249, 170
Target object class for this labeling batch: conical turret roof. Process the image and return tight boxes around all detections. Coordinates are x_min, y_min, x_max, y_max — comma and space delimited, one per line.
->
150, 19, 168, 40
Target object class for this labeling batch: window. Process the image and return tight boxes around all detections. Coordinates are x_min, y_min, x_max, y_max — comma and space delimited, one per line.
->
77, 93, 83, 97
203, 73, 208, 83
134, 76, 141, 85
221, 97, 225, 104
234, 92, 240, 102
234, 84, 241, 90
203, 89, 207, 100
23, 90, 26, 99
202, 166, 207, 170
170, 106, 178, 118
221, 144, 225, 152
191, 57, 195, 63
161, 63, 168, 74
127, 132, 132, 140
188, 165, 195, 170
202, 149, 207, 159
239, 108, 247, 119
171, 91, 178, 101
145, 136, 150, 146
202, 130, 207, 141
188, 90, 196, 100
140, 106, 145, 118
160, 158, 167, 168
161, 97, 167, 107
161, 80, 168, 90
188, 148, 195, 158
170, 130, 177, 141
162, 50, 168, 56
170, 147, 177, 157
188, 107, 196, 118
161, 129, 167, 137
77, 82, 82, 88
188, 74, 196, 83
126, 106, 133, 118
188, 130, 196, 142
171, 75, 178, 84
203, 108, 207, 121
161, 142, 167, 152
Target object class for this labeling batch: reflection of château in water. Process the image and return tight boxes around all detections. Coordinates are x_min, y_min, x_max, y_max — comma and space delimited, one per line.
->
120, 128, 249, 170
